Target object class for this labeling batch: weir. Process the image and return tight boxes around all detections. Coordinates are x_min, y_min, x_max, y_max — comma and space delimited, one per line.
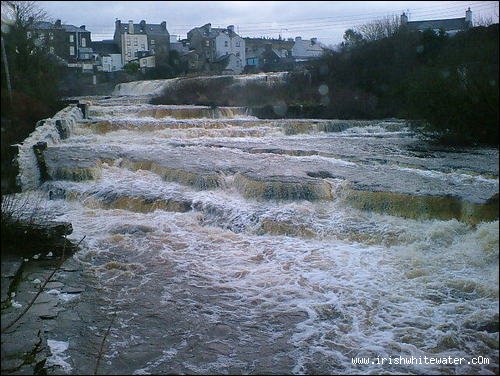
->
7, 77, 499, 375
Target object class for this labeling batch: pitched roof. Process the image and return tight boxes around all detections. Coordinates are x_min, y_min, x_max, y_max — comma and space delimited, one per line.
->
190, 24, 240, 39
116, 22, 168, 36
407, 17, 469, 31
32, 21, 89, 32
32, 21, 53, 30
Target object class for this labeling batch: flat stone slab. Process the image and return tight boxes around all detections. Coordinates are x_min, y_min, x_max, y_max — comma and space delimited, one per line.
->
43, 141, 498, 206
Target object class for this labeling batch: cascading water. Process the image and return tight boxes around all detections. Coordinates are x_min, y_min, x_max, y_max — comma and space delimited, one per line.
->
9, 81, 499, 375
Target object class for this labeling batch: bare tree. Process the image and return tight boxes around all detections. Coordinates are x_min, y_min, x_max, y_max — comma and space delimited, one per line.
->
355, 14, 401, 41
9, 1, 49, 26
474, 14, 495, 27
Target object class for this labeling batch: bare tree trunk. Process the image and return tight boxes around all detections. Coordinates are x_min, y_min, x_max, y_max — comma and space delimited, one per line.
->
1, 35, 13, 103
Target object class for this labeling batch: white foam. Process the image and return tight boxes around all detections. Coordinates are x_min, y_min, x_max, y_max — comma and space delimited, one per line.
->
47, 339, 72, 373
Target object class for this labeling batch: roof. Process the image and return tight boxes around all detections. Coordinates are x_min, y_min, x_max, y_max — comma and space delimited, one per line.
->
32, 21, 53, 30
407, 17, 469, 31
244, 37, 294, 49
189, 24, 240, 39
116, 22, 169, 36
61, 24, 88, 32
214, 54, 231, 63
91, 40, 119, 54
32, 21, 89, 33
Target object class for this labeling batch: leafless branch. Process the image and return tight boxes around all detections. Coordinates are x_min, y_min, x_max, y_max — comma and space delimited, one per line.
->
94, 311, 117, 375
1, 235, 86, 333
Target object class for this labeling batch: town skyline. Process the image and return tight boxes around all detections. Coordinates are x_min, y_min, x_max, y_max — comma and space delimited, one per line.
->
39, 0, 499, 46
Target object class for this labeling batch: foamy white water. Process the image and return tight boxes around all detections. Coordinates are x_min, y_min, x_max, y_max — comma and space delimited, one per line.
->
10, 92, 498, 375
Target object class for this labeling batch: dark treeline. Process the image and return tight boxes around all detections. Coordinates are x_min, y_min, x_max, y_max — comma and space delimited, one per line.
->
1, 2, 66, 194
306, 24, 499, 146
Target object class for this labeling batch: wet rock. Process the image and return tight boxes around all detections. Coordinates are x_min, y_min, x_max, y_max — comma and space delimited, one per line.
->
110, 224, 155, 234
1, 259, 23, 279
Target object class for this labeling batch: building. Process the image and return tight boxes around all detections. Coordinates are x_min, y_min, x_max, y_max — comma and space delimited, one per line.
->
401, 8, 473, 35
187, 23, 245, 74
170, 35, 190, 55
291, 37, 324, 60
91, 40, 122, 72
30, 19, 93, 71
113, 19, 170, 67
244, 37, 293, 66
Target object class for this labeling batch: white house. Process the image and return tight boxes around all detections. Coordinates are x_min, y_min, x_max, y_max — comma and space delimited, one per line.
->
91, 40, 123, 72
292, 37, 324, 60
101, 54, 123, 72
187, 24, 246, 74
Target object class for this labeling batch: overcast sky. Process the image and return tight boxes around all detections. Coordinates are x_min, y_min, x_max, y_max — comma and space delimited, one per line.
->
38, 1, 499, 46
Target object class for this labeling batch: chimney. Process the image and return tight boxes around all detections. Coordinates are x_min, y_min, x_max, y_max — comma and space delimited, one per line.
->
128, 20, 134, 34
311, 38, 317, 44
80, 25, 85, 30
227, 25, 235, 33
204, 23, 211, 34
55, 19, 62, 28
465, 7, 472, 24
161, 21, 167, 30
401, 12, 408, 25
139, 20, 146, 31
295, 36, 302, 41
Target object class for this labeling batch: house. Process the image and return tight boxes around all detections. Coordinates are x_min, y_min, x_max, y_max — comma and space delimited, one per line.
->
244, 37, 293, 67
114, 19, 170, 67
182, 50, 201, 72
29, 19, 93, 71
244, 42, 294, 72
91, 40, 122, 72
136, 50, 155, 71
291, 37, 324, 60
187, 23, 245, 74
170, 35, 190, 55
401, 8, 473, 35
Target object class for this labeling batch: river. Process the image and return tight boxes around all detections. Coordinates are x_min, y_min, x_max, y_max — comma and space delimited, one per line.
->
8, 76, 499, 374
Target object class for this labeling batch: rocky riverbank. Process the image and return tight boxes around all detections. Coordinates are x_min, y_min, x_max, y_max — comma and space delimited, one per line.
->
1, 214, 84, 375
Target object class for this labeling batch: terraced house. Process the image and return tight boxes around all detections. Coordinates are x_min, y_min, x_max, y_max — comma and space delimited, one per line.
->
187, 23, 245, 74
113, 19, 170, 69
29, 19, 94, 71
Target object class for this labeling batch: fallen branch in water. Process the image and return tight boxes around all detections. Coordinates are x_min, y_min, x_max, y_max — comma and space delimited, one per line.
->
1, 235, 86, 333
94, 311, 117, 375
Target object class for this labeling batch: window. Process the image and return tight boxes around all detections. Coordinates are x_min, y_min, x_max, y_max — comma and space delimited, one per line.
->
69, 46, 75, 55
69, 34, 74, 42
49, 46, 55, 53
141, 44, 145, 50
205, 40, 210, 47
236, 52, 240, 57
81, 37, 86, 47
127, 51, 131, 57
224, 41, 228, 47
236, 41, 240, 47
49, 32, 54, 40
151, 39, 155, 45
134, 40, 138, 46
27, 31, 32, 38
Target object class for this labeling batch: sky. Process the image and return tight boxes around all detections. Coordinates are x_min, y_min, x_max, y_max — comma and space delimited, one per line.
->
38, 1, 499, 46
